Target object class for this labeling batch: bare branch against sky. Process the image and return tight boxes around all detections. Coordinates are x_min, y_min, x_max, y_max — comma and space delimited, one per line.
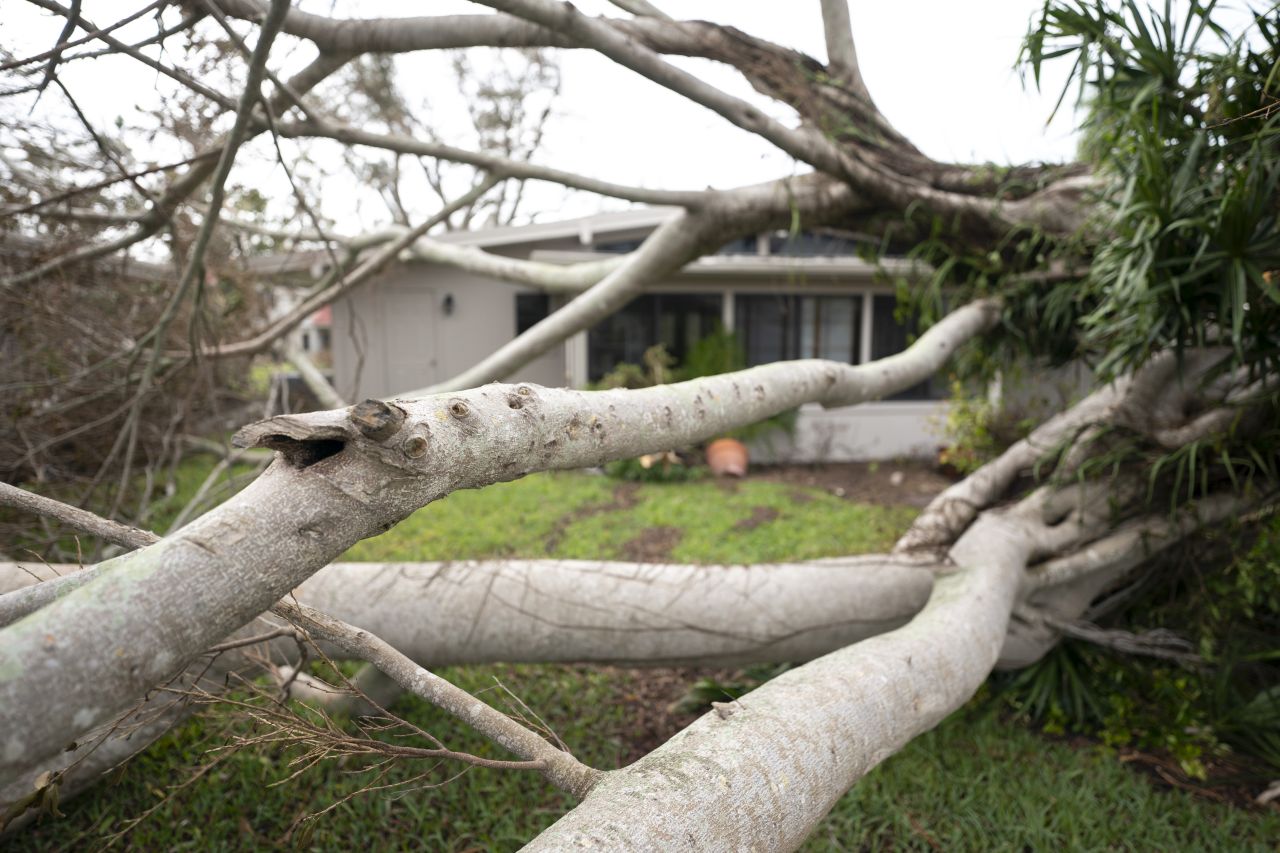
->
3, 0, 1082, 233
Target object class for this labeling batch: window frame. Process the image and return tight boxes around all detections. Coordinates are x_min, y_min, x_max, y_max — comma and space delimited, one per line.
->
563, 282, 948, 402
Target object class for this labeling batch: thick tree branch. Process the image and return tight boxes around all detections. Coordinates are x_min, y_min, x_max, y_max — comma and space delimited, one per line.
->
0, 299, 994, 775
474, 0, 849, 176
407, 209, 713, 394
0, 553, 935, 669
210, 0, 1088, 237
0, 495, 598, 805
526, 499, 1046, 849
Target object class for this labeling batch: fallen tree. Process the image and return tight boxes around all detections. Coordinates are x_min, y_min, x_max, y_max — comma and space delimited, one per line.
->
1, 0, 1277, 848
1, 341, 1272, 841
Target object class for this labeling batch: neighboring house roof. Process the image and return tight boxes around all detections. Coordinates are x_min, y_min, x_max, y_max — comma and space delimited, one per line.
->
308, 304, 332, 327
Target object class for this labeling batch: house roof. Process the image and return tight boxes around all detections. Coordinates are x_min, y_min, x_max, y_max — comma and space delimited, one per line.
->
528, 249, 925, 282
441, 206, 681, 249
245, 206, 683, 277
243, 206, 928, 282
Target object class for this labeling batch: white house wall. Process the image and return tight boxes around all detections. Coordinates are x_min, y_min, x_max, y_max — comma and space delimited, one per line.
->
331, 264, 566, 401
328, 253, 950, 461
752, 402, 948, 463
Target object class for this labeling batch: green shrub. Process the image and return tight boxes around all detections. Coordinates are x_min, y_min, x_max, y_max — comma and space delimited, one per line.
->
679, 327, 744, 380
936, 378, 1035, 475
602, 454, 704, 483
996, 511, 1280, 777
592, 331, 795, 478
594, 344, 677, 390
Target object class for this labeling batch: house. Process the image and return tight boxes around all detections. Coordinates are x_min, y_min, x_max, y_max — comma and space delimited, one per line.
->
257, 208, 954, 462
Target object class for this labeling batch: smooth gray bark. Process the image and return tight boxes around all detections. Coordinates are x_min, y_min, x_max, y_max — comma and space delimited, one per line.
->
525, 511, 1034, 850
0, 300, 995, 778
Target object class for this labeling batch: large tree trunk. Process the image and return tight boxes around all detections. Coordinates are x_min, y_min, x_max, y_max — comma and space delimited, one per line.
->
1, 322, 1265, 845
526, 511, 1035, 850
4, 1, 1274, 847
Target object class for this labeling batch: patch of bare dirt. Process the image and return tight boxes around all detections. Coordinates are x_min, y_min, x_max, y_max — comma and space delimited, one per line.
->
1114, 744, 1279, 811
621, 526, 682, 562
599, 666, 737, 765
750, 461, 957, 508
713, 478, 740, 495
544, 482, 640, 553
734, 505, 779, 531
1036, 726, 1280, 812
599, 672, 1280, 812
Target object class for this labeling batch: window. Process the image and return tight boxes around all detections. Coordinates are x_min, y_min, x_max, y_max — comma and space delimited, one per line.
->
301, 328, 331, 353
587, 293, 722, 381
516, 292, 550, 335
591, 238, 644, 254
735, 294, 862, 366
767, 231, 865, 257
871, 294, 947, 400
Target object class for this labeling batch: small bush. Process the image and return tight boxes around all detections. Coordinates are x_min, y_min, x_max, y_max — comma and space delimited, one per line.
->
603, 454, 704, 483
593, 332, 795, 476
936, 379, 1034, 475
996, 511, 1280, 777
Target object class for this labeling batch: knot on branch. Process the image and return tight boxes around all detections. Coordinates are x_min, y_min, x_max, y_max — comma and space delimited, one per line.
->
351, 399, 406, 442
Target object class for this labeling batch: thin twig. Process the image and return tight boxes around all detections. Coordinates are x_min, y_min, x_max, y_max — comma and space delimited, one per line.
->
272, 598, 604, 798
0, 480, 158, 551
0, 0, 163, 72
32, 0, 82, 98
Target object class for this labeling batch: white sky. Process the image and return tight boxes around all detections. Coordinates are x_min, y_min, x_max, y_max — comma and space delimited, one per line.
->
3, 1, 1084, 232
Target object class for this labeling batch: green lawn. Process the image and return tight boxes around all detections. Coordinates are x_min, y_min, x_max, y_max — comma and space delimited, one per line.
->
342, 472, 916, 564
11, 472, 1280, 850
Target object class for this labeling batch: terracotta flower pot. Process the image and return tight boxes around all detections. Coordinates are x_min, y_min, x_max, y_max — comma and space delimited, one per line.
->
706, 437, 749, 477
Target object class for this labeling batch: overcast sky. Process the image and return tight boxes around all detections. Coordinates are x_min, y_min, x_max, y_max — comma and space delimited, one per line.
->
4, 1, 1084, 231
